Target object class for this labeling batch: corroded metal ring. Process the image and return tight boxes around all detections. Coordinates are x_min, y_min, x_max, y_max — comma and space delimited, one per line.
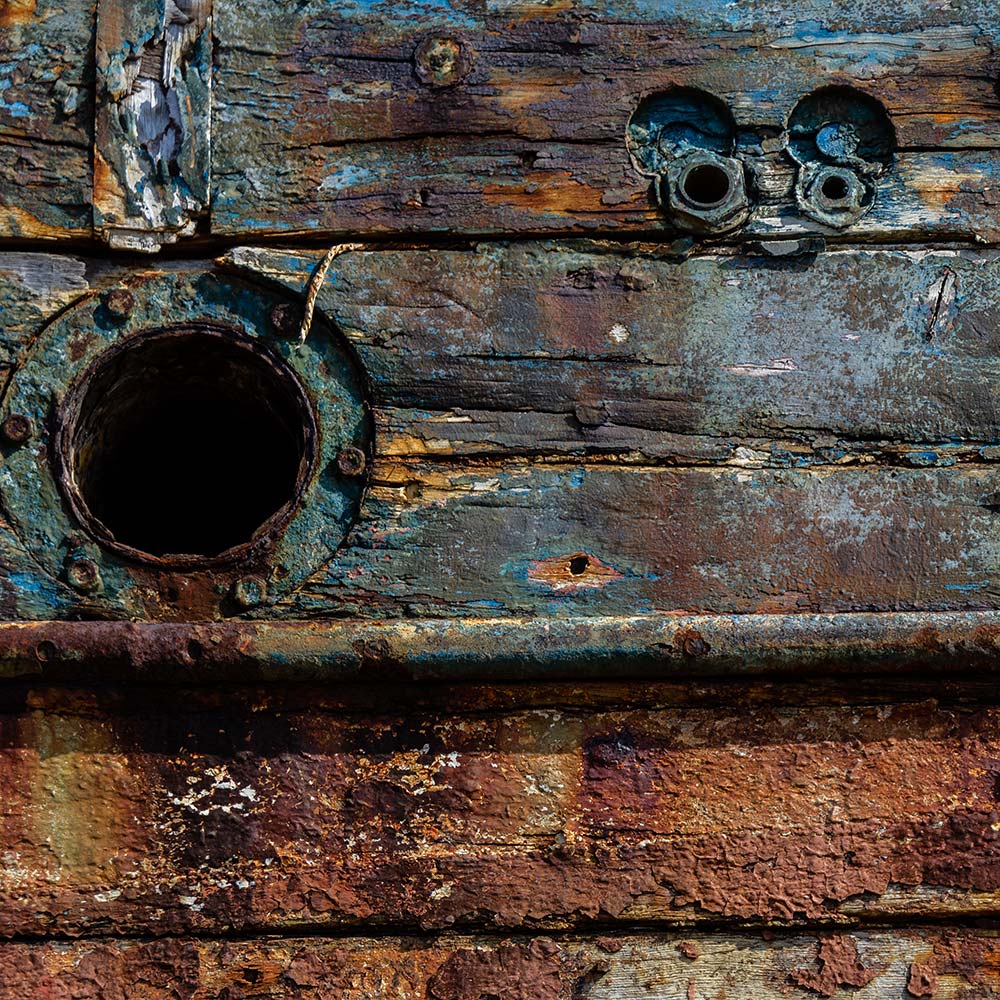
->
0, 269, 373, 620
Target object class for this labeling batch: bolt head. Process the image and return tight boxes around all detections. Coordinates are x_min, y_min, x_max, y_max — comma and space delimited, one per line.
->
796, 162, 875, 229
104, 289, 135, 321
1, 414, 33, 445
659, 150, 751, 235
232, 575, 267, 609
414, 36, 471, 87
66, 558, 101, 593
336, 446, 367, 477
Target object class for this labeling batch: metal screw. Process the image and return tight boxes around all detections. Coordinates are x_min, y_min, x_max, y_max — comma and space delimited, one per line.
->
232, 575, 267, 609
414, 36, 471, 87
66, 557, 101, 593
104, 288, 135, 321
269, 303, 300, 339
1, 414, 33, 446
336, 446, 367, 477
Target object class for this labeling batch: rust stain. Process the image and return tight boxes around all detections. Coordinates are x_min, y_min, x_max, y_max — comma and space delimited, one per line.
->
483, 171, 646, 218
790, 937, 878, 996
677, 941, 700, 960
427, 940, 565, 1000
0, 0, 36, 29
907, 962, 938, 997
528, 551, 623, 590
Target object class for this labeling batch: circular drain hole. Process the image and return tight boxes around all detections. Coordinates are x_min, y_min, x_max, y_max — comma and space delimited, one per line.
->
56, 324, 316, 564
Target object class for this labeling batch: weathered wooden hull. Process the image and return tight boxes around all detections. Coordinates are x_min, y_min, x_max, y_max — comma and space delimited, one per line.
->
4, 0, 1000, 994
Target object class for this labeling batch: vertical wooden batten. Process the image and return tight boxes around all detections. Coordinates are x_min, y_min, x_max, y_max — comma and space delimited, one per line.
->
93, 0, 212, 252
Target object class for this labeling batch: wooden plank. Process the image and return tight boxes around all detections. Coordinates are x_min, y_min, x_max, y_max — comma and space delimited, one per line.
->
4, 251, 1000, 621
2, 687, 1000, 935
222, 245, 1000, 458
277, 460, 1000, 617
93, 0, 212, 251
211, 1, 1000, 239
2, 928, 1000, 998
0, 1, 96, 241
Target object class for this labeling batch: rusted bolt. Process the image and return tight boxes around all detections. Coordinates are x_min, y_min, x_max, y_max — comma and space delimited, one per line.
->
34, 639, 58, 663
680, 630, 711, 657
336, 446, 367, 477
269, 302, 300, 339
658, 150, 751, 235
65, 557, 101, 593
104, 288, 135, 321
414, 36, 471, 87
795, 162, 874, 229
0, 413, 33, 446
232, 575, 267, 609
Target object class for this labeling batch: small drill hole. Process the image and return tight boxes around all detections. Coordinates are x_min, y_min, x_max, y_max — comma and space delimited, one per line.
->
569, 555, 590, 576
681, 164, 731, 207
58, 325, 315, 562
821, 174, 850, 201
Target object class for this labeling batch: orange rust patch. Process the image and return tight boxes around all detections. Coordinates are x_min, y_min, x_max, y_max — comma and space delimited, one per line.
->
790, 937, 878, 997
528, 551, 622, 590
483, 171, 648, 218
0, 0, 36, 28
907, 962, 938, 997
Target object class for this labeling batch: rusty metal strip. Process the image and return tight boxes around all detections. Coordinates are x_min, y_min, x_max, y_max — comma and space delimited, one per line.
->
1, 612, 999, 684
93, 0, 212, 251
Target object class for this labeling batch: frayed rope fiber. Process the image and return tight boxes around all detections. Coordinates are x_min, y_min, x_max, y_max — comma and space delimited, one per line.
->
298, 243, 367, 345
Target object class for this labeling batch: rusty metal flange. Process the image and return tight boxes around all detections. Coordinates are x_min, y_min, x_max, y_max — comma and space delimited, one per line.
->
0, 268, 373, 620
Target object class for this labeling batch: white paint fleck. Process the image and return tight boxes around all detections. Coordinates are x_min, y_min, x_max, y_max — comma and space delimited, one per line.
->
720, 358, 799, 376
608, 322, 631, 344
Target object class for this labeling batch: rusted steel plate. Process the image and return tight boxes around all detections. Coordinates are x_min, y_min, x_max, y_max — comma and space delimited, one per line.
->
1, 686, 1000, 935
93, 0, 212, 251
0, 0, 95, 241
211, 0, 1000, 240
1, 929, 999, 998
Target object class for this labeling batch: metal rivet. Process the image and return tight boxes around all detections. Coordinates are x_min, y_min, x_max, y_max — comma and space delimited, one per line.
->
1, 414, 33, 446
269, 303, 300, 339
66, 557, 101, 593
232, 575, 267, 609
414, 36, 471, 87
34, 639, 58, 663
681, 631, 711, 657
104, 289, 135, 321
336, 446, 367, 477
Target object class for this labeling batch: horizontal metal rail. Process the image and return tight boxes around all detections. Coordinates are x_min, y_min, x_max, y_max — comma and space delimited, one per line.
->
1, 612, 999, 684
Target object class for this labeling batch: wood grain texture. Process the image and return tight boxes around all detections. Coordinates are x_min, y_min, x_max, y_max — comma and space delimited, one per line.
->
5, 249, 1000, 621
93, 0, 212, 251
2, 928, 999, 998
211, 0, 1000, 240
0, 0, 95, 241
2, 684, 1000, 935
223, 245, 1000, 456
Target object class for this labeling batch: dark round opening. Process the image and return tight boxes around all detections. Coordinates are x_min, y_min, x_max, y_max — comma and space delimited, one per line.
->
681, 163, 731, 206
821, 174, 850, 201
58, 325, 315, 563
569, 555, 590, 576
